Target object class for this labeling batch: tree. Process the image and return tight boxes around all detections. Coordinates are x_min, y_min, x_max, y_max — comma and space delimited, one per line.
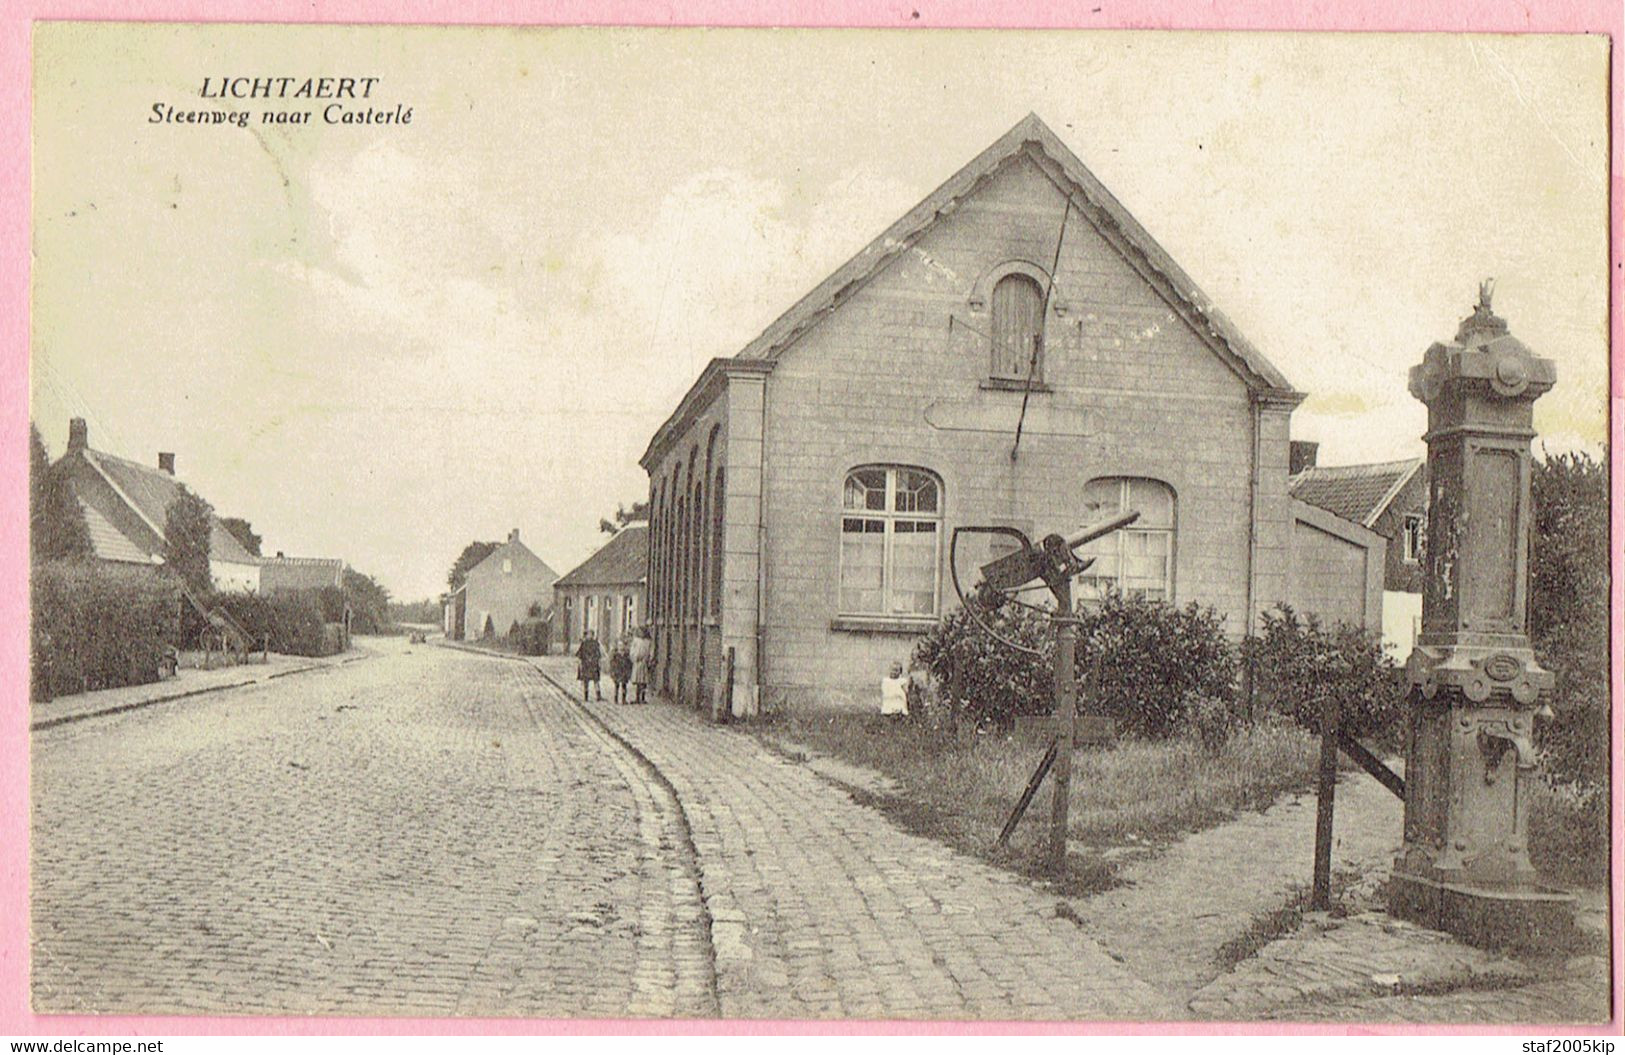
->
447, 540, 499, 591
29, 423, 91, 562
162, 484, 214, 595
342, 567, 392, 634
219, 516, 262, 557
1529, 449, 1609, 791
599, 499, 650, 534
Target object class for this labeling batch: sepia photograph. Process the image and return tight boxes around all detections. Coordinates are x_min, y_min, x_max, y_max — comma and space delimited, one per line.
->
19, 21, 1616, 1029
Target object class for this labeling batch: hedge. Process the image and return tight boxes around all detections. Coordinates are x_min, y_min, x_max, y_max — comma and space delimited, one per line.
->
31, 560, 180, 700
913, 592, 1237, 738
212, 591, 338, 657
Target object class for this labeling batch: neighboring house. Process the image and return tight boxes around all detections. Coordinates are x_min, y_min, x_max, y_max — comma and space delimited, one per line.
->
260, 553, 346, 595
554, 522, 648, 653
639, 113, 1382, 717
443, 529, 559, 641
1289, 450, 1427, 655
53, 417, 262, 592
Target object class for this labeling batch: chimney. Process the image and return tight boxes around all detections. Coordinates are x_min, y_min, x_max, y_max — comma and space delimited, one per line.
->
158, 452, 176, 475
1289, 440, 1319, 476
276, 551, 285, 559
67, 417, 87, 452
509, 528, 520, 543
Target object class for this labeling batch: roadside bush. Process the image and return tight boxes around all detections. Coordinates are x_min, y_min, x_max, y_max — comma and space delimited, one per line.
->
1245, 605, 1404, 740
31, 560, 180, 699
510, 618, 551, 656
913, 592, 1237, 738
213, 591, 335, 657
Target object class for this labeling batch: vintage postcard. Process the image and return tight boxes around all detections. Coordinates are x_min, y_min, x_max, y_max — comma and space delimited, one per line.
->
23, 22, 1614, 1027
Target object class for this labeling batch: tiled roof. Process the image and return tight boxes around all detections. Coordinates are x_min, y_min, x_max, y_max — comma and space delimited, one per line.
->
554, 524, 648, 589
81, 502, 158, 565
261, 556, 345, 592
1288, 459, 1423, 528
82, 449, 259, 565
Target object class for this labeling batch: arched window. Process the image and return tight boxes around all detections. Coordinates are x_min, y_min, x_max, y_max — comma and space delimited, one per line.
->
710, 467, 725, 619
840, 466, 942, 617
990, 273, 1045, 382
690, 479, 704, 624
1076, 477, 1176, 602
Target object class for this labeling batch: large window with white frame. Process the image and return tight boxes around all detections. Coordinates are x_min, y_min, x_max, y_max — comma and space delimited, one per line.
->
1076, 477, 1176, 602
839, 466, 942, 617
1402, 514, 1424, 564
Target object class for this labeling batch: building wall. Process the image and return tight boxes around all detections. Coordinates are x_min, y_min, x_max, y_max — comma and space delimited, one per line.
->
752, 154, 1277, 709
1285, 502, 1385, 630
555, 583, 646, 652
1372, 468, 1428, 594
210, 558, 261, 594
463, 544, 557, 641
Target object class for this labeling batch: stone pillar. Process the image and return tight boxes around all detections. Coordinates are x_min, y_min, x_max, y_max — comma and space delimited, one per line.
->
1389, 281, 1573, 947
721, 368, 769, 719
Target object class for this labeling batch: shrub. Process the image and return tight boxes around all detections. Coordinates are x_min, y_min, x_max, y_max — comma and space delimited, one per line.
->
1076, 593, 1237, 738
31, 560, 180, 699
513, 618, 552, 656
912, 602, 1054, 730
1245, 605, 1404, 740
913, 592, 1237, 738
212, 591, 335, 657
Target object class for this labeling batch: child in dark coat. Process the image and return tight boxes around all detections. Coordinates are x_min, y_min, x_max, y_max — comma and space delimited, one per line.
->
609, 640, 633, 704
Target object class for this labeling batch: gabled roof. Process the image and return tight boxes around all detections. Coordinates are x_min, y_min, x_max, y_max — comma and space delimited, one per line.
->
465, 535, 559, 583
734, 112, 1298, 394
555, 523, 648, 589
1289, 458, 1423, 528
81, 502, 159, 565
79, 448, 259, 564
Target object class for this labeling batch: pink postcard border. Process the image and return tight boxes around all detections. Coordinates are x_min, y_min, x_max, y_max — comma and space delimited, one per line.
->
0, 0, 1619, 1038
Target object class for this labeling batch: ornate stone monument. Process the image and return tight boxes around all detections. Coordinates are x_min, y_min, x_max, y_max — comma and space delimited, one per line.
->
1390, 280, 1574, 947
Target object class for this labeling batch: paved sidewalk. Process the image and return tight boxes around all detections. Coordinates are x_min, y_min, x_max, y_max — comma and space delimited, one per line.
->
29, 646, 374, 731
530, 656, 1172, 1021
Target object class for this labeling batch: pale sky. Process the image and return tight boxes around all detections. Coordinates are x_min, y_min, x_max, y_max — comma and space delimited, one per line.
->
31, 25, 1610, 602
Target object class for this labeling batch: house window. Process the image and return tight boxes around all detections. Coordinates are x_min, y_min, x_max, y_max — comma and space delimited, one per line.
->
990, 272, 1045, 382
839, 466, 942, 617
1076, 477, 1176, 602
1402, 514, 1424, 564
584, 595, 596, 637
502, 558, 512, 574
622, 595, 636, 634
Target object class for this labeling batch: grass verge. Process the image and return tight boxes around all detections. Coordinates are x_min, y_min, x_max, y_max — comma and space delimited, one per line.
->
752, 711, 1320, 896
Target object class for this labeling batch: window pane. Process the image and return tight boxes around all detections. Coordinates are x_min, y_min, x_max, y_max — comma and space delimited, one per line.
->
891, 527, 937, 614
840, 526, 885, 613
895, 470, 939, 514
845, 469, 887, 511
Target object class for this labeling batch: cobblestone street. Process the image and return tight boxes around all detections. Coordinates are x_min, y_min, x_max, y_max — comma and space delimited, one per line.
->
31, 639, 714, 1017
31, 641, 1609, 1024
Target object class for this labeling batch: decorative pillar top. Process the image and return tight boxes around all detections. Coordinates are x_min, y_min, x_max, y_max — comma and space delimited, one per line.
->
1409, 279, 1556, 408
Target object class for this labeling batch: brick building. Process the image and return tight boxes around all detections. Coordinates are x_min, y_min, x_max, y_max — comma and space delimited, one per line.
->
443, 529, 559, 641
1289, 449, 1427, 653
553, 523, 647, 653
640, 114, 1380, 717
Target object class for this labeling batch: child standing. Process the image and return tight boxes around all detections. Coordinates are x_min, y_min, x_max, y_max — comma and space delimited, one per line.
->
609, 640, 633, 704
